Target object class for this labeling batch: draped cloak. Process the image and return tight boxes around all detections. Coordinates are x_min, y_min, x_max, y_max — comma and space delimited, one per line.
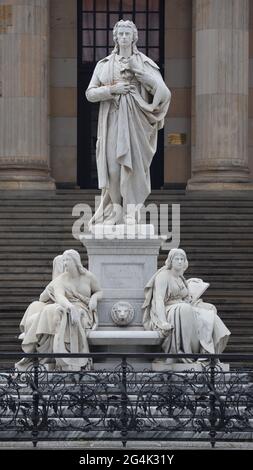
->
86, 51, 171, 222
142, 267, 231, 358
16, 274, 98, 371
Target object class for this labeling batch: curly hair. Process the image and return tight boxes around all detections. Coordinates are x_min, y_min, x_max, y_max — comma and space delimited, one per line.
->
112, 20, 138, 54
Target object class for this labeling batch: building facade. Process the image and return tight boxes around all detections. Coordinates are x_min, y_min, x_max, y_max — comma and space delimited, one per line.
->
0, 0, 252, 190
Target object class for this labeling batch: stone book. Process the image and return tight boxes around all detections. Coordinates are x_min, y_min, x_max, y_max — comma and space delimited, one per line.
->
187, 278, 210, 303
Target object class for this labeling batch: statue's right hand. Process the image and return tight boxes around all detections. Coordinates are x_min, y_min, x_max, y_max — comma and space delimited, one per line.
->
110, 83, 132, 95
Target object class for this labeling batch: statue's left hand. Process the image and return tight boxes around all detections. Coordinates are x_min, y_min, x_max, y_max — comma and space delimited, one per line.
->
131, 68, 156, 89
89, 297, 97, 312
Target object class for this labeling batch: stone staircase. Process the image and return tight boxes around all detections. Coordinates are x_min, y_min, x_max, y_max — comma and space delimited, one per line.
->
0, 189, 253, 367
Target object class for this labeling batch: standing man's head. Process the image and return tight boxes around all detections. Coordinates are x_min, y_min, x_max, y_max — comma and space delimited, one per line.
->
112, 20, 138, 54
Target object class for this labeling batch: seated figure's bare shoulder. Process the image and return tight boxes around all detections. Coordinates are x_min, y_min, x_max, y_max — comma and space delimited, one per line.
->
86, 270, 100, 286
81, 270, 93, 284
52, 272, 69, 291
77, 271, 94, 294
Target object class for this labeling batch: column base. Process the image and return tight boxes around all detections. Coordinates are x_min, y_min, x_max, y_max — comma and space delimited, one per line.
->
0, 175, 55, 190
187, 181, 253, 191
187, 168, 253, 191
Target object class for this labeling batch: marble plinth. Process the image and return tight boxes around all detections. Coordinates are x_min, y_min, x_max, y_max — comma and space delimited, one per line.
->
80, 229, 163, 330
88, 223, 158, 239
80, 228, 164, 366
152, 359, 230, 372
88, 330, 162, 345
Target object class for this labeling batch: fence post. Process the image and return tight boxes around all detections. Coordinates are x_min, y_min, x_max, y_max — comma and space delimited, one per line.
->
209, 356, 217, 448
31, 357, 39, 448
121, 357, 128, 448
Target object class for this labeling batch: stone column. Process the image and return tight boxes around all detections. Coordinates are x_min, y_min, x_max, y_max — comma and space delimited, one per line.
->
0, 0, 55, 189
188, 0, 252, 190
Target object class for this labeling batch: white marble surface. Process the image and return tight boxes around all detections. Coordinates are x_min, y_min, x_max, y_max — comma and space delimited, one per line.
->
152, 360, 230, 372
111, 301, 135, 326
80, 232, 164, 366
16, 250, 102, 371
88, 330, 161, 345
87, 223, 156, 238
81, 233, 163, 328
86, 20, 171, 224
143, 248, 231, 356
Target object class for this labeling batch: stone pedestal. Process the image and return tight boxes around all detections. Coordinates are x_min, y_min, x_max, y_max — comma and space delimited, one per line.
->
188, 0, 252, 190
80, 230, 163, 368
81, 231, 163, 329
0, 0, 55, 190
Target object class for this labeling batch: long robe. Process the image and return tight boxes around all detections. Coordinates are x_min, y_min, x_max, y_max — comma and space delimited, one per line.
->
86, 51, 171, 222
142, 267, 231, 359
16, 274, 98, 371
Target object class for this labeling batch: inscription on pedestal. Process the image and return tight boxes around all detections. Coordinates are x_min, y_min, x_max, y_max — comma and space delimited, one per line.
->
101, 264, 144, 289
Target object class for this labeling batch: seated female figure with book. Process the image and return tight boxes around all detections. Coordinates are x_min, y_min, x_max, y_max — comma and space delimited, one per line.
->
142, 249, 230, 362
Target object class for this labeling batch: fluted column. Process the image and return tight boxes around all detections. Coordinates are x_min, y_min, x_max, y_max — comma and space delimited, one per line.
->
0, 0, 55, 189
188, 0, 252, 190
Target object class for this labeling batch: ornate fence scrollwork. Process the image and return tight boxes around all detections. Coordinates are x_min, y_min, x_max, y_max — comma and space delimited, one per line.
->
0, 353, 253, 447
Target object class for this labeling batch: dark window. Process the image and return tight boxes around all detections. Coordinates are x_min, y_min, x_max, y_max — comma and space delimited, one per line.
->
77, 0, 165, 189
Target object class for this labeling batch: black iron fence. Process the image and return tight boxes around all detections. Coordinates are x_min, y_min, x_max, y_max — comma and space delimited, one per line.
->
0, 353, 253, 448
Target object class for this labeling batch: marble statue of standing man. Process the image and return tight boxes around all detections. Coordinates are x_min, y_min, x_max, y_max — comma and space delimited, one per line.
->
86, 20, 171, 225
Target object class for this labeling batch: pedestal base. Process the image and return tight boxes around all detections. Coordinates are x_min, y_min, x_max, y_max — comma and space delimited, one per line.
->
89, 224, 158, 239
187, 181, 253, 191
152, 359, 230, 372
88, 330, 162, 345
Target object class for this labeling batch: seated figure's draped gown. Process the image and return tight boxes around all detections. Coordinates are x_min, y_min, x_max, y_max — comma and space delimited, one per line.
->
16, 274, 98, 371
142, 268, 231, 358
86, 51, 171, 221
